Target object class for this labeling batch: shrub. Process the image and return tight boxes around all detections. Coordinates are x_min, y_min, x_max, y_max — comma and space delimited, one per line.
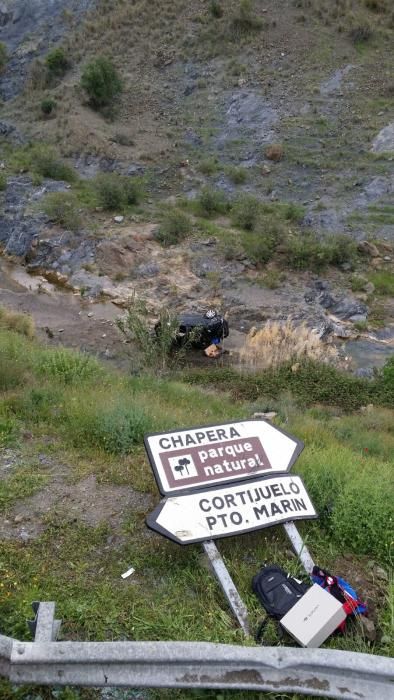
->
0, 307, 35, 338
231, 0, 263, 35
198, 157, 220, 175
0, 173, 7, 191
155, 209, 191, 246
225, 165, 248, 184
265, 144, 284, 161
45, 47, 70, 78
0, 42, 7, 72
81, 57, 122, 110
283, 231, 332, 271
349, 23, 372, 42
325, 234, 358, 266
24, 145, 77, 182
240, 321, 337, 370
93, 173, 143, 210
231, 194, 261, 230
36, 347, 101, 384
43, 192, 82, 231
242, 230, 277, 264
209, 0, 224, 18
65, 398, 151, 455
369, 271, 394, 296
197, 187, 229, 217
40, 97, 57, 116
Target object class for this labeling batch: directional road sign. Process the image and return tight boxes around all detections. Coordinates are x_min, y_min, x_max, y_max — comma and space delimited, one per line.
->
144, 420, 303, 496
146, 474, 317, 544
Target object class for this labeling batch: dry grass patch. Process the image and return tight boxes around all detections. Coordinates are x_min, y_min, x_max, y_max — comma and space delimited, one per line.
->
0, 307, 35, 339
240, 320, 337, 370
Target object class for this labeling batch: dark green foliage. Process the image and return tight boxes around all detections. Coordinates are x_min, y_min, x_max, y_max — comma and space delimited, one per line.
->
93, 173, 143, 210
67, 403, 151, 455
231, 193, 261, 230
155, 209, 191, 246
81, 56, 122, 110
0, 42, 7, 72
209, 0, 224, 18
45, 47, 70, 78
242, 229, 279, 264
183, 360, 391, 411
43, 192, 82, 231
349, 23, 372, 42
27, 145, 77, 182
40, 97, 57, 116
197, 188, 229, 217
0, 173, 6, 191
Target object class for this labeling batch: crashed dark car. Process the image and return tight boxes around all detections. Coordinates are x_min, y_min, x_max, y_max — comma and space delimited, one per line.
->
156, 310, 229, 350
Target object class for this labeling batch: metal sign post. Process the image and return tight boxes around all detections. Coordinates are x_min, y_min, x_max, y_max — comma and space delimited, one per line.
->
144, 419, 317, 635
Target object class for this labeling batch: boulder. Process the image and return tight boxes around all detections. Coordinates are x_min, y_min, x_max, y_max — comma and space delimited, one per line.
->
371, 122, 394, 153
96, 240, 135, 277
357, 240, 380, 257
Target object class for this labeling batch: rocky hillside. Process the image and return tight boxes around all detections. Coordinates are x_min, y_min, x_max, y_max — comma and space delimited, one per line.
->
0, 0, 393, 372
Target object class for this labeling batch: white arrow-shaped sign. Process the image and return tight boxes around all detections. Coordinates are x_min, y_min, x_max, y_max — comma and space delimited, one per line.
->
146, 475, 317, 545
144, 419, 304, 495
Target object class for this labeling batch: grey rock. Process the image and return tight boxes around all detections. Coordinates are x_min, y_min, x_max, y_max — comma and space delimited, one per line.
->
355, 368, 374, 379
320, 65, 354, 96
374, 566, 389, 582
359, 616, 376, 642
318, 290, 336, 309
134, 262, 160, 278
331, 297, 368, 321
68, 270, 112, 297
371, 122, 394, 153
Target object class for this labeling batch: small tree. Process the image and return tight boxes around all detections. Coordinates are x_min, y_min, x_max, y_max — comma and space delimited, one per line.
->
45, 47, 70, 78
80, 57, 122, 110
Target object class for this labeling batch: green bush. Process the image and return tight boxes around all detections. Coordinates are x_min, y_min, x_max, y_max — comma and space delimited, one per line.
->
0, 173, 7, 191
283, 231, 332, 271
65, 399, 151, 455
209, 0, 224, 18
41, 97, 57, 116
45, 47, 70, 78
81, 57, 122, 110
197, 188, 229, 217
369, 271, 394, 296
93, 173, 143, 210
326, 234, 358, 266
25, 145, 77, 182
0, 414, 18, 448
231, 194, 261, 230
155, 209, 191, 246
43, 192, 82, 231
225, 165, 248, 184
0, 42, 7, 72
242, 230, 277, 264
198, 158, 220, 176
36, 348, 101, 384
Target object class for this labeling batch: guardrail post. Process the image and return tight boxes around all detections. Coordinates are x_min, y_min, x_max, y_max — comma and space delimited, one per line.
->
28, 602, 61, 642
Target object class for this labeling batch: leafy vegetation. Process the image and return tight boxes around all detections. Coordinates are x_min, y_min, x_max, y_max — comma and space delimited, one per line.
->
42, 192, 82, 230
45, 47, 70, 78
93, 173, 143, 210
0, 172, 7, 191
80, 56, 123, 110
9, 144, 77, 183
40, 96, 57, 116
154, 208, 191, 246
369, 270, 394, 296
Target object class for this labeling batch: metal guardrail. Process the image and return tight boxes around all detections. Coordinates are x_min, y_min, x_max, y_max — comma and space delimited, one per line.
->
0, 604, 393, 700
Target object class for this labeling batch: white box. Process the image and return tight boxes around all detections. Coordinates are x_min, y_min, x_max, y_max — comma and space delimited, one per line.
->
280, 583, 347, 648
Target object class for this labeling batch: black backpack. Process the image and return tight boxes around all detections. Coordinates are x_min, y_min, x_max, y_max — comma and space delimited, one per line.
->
252, 564, 310, 643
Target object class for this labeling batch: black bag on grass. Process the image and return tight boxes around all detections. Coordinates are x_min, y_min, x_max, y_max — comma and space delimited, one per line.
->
252, 564, 310, 643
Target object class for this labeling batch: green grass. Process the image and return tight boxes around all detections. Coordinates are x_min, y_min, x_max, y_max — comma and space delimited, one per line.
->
369, 270, 394, 296
0, 328, 393, 699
